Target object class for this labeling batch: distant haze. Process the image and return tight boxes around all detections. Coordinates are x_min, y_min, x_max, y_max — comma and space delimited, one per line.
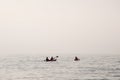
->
0, 0, 120, 56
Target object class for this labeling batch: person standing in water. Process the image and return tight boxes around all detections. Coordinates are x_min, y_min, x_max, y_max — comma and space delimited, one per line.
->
45, 57, 49, 61
50, 56, 58, 61
50, 56, 54, 61
74, 56, 80, 61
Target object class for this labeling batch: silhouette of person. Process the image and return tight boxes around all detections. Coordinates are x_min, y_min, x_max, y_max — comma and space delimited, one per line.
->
50, 56, 54, 61
74, 56, 80, 61
46, 57, 49, 61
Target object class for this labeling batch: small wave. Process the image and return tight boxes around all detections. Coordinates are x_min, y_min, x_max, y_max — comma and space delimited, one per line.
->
113, 75, 120, 77
117, 61, 120, 63
115, 68, 120, 70
85, 79, 109, 80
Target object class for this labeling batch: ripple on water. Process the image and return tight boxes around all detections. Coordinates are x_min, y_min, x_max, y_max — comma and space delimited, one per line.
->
0, 55, 120, 80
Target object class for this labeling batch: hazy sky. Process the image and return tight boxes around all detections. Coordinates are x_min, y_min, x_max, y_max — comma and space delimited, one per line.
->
0, 0, 120, 56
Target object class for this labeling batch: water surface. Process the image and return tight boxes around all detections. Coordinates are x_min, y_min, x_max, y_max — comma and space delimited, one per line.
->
0, 55, 120, 80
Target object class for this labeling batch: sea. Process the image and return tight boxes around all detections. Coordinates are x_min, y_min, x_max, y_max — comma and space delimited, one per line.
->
0, 54, 120, 80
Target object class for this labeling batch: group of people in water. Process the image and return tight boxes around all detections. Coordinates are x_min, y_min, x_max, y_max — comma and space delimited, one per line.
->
45, 56, 59, 61
45, 56, 80, 62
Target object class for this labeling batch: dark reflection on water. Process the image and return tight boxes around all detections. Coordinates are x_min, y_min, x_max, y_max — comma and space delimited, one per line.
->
0, 55, 120, 80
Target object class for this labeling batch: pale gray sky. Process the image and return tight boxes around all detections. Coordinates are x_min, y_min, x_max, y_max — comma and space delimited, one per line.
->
0, 0, 120, 56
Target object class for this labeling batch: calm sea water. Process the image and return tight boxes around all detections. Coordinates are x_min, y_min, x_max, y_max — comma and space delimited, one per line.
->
0, 55, 120, 80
